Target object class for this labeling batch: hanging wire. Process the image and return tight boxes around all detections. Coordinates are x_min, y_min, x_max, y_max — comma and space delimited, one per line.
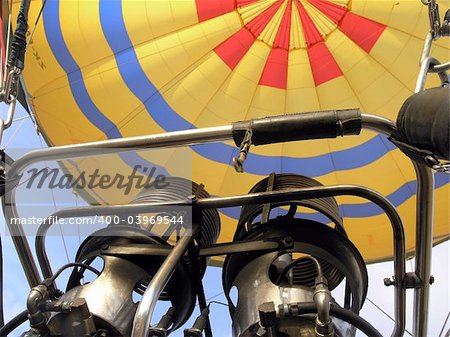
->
365, 297, 413, 336
26, 0, 47, 48
2, 117, 25, 148
12, 114, 29, 123
439, 310, 450, 337
72, 191, 84, 284
2, 0, 13, 83
38, 135, 71, 267
209, 300, 229, 308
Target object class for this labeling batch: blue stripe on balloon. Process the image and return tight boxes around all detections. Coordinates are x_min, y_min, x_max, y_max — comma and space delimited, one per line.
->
219, 173, 449, 220
98, 0, 402, 177
43, 0, 449, 221
43, 0, 168, 177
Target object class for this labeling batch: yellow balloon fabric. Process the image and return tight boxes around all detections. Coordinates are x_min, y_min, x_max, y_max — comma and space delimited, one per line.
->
13, 0, 450, 263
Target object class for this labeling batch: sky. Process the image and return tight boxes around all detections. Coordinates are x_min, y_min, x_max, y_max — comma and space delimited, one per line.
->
0, 103, 449, 337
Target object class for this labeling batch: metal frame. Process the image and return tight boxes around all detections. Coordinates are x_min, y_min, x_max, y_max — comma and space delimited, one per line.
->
32, 184, 407, 337
1, 113, 436, 337
415, 32, 449, 92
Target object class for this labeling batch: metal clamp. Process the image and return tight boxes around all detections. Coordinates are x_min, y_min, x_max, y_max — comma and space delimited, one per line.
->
427, 0, 441, 38
233, 128, 252, 173
0, 66, 21, 145
1, 66, 21, 102
425, 155, 450, 173
0, 95, 17, 145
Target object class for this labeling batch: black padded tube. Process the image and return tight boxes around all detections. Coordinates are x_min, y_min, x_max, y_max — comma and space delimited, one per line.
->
232, 109, 361, 146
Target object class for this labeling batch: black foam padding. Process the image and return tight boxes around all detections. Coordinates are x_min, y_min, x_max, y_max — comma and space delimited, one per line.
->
396, 87, 450, 160
232, 109, 361, 146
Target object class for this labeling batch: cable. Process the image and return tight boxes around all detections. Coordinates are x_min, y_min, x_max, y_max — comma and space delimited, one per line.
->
26, 0, 47, 47
439, 310, 450, 337
209, 301, 228, 308
282, 302, 382, 337
0, 310, 28, 337
365, 297, 412, 336
188, 245, 213, 337
445, 327, 450, 337
48, 262, 101, 284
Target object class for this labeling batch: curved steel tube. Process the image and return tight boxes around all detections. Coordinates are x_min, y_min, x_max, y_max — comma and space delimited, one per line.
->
362, 113, 435, 337
412, 162, 434, 337
5, 113, 436, 337
415, 56, 449, 93
429, 61, 450, 73
34, 184, 407, 337
3, 125, 232, 287
131, 226, 199, 337
198, 186, 406, 337
35, 200, 190, 280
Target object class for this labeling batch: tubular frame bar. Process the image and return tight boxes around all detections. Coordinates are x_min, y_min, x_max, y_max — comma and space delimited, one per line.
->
3, 125, 232, 287
412, 162, 434, 337
2, 113, 436, 337
415, 56, 449, 93
131, 225, 200, 337
362, 114, 435, 337
34, 184, 407, 337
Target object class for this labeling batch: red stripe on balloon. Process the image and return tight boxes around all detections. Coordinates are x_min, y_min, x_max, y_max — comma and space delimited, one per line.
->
295, 0, 322, 46
259, 48, 289, 88
296, 0, 342, 85
308, 42, 343, 85
214, 28, 255, 69
340, 12, 386, 53
246, 0, 285, 36
214, 0, 285, 70
259, 0, 293, 89
307, 0, 386, 53
195, 0, 236, 22
273, 0, 293, 49
237, 0, 260, 8
307, 0, 346, 23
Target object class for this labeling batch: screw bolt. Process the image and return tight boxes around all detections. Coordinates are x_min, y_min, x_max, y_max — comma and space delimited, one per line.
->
429, 275, 435, 284
384, 277, 396, 287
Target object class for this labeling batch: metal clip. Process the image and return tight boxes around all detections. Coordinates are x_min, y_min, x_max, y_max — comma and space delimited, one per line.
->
233, 128, 252, 173
0, 95, 17, 145
1, 66, 21, 103
428, 0, 441, 38
432, 162, 450, 174
425, 155, 450, 174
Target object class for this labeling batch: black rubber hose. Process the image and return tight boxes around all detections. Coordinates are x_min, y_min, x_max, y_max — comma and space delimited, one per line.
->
284, 302, 383, 337
396, 87, 450, 161
7, 0, 31, 69
0, 310, 29, 337
275, 256, 323, 285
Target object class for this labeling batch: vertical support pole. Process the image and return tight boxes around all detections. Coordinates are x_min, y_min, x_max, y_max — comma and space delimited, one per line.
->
2, 188, 41, 287
131, 226, 200, 337
412, 162, 434, 337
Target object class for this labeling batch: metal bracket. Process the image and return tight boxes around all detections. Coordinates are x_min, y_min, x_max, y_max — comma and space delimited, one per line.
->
100, 237, 294, 258
402, 272, 424, 289
261, 172, 276, 224
389, 137, 450, 174
426, 156, 450, 174
385, 272, 431, 289
428, 0, 441, 38
233, 128, 252, 173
